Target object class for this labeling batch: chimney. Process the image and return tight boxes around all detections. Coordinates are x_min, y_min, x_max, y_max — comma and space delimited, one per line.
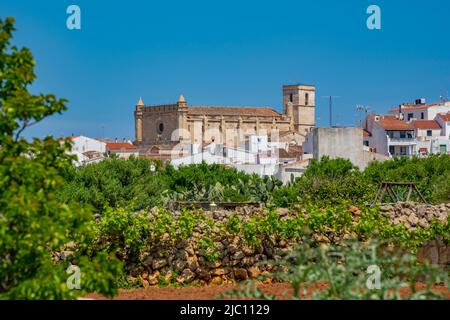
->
415, 98, 426, 105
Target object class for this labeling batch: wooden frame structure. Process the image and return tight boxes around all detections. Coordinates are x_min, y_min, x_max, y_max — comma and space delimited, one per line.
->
372, 181, 427, 205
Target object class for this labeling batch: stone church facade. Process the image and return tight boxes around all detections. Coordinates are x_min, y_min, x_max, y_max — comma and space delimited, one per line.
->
134, 84, 315, 147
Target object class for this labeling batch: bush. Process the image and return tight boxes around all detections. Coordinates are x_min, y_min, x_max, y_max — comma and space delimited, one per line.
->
276, 155, 450, 208
60, 161, 284, 212
364, 155, 450, 204
225, 238, 449, 300
59, 157, 168, 213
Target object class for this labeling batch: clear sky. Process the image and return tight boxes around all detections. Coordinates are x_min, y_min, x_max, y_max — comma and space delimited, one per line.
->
1, 0, 449, 140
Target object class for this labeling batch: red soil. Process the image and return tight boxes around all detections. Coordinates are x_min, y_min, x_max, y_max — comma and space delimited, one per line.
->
86, 282, 450, 300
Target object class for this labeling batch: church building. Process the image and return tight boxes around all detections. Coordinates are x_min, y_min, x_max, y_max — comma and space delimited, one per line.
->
134, 84, 316, 148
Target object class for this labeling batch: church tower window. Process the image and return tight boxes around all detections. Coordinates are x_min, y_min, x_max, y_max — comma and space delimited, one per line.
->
305, 93, 309, 106
158, 122, 164, 134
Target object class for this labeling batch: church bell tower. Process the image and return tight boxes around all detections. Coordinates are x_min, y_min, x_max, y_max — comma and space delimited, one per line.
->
282, 84, 316, 134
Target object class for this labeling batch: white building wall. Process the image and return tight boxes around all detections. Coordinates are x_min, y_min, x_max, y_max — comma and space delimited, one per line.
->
111, 151, 140, 159
430, 137, 450, 155
436, 117, 450, 139
370, 123, 389, 156
171, 147, 256, 166
396, 105, 450, 121
226, 147, 256, 164
234, 164, 278, 177
71, 136, 106, 153
416, 129, 442, 140
249, 135, 271, 153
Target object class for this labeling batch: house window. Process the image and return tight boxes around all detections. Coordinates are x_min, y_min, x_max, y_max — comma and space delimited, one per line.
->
427, 130, 432, 137
400, 131, 406, 139
305, 93, 309, 106
407, 113, 413, 121
400, 146, 407, 155
421, 112, 424, 119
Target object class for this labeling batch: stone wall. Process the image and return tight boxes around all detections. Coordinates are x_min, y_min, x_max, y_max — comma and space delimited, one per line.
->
128, 207, 296, 287
128, 203, 449, 287
379, 202, 448, 230
417, 239, 449, 268
380, 202, 449, 269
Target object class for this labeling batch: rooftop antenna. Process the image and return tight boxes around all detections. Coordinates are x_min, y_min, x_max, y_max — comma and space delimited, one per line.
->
322, 96, 340, 127
356, 105, 370, 127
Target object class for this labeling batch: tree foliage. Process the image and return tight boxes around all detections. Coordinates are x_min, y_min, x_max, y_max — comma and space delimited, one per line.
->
272, 155, 450, 208
0, 17, 121, 299
60, 160, 282, 212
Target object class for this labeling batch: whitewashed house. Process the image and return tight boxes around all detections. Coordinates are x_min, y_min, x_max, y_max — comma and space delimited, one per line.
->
171, 143, 256, 166
106, 141, 139, 159
70, 135, 106, 154
362, 115, 416, 157
436, 113, 450, 139
67, 135, 106, 167
411, 120, 442, 155
389, 99, 450, 121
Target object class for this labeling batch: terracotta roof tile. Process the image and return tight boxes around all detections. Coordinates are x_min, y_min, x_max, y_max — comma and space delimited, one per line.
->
389, 100, 450, 112
376, 117, 414, 130
187, 106, 281, 117
438, 113, 450, 122
288, 145, 303, 154
411, 120, 441, 129
276, 148, 301, 159
106, 142, 137, 151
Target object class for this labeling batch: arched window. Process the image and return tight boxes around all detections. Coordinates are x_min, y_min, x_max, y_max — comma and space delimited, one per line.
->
305, 93, 309, 106
157, 122, 164, 134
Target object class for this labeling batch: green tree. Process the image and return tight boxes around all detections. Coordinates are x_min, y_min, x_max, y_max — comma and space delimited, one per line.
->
59, 157, 167, 212
0, 17, 121, 299
292, 157, 375, 207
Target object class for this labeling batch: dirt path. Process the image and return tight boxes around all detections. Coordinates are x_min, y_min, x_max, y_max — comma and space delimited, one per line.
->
86, 282, 450, 300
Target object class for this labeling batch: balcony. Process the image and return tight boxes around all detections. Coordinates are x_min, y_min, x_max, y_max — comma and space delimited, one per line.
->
387, 136, 416, 146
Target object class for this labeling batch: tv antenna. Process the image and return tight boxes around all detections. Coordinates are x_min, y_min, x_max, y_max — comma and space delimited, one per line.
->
356, 105, 370, 127
440, 90, 449, 102
321, 96, 340, 127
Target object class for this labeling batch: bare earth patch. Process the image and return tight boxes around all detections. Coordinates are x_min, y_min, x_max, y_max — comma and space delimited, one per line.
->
86, 282, 450, 300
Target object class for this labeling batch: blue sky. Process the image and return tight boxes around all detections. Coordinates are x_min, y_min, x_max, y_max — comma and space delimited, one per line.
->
1, 0, 449, 140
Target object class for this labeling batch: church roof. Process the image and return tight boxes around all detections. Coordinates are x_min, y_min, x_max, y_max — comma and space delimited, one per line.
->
106, 142, 137, 151
187, 106, 281, 117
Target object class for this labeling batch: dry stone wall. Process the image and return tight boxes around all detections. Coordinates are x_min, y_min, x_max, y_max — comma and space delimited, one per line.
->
379, 202, 449, 269
127, 203, 449, 287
